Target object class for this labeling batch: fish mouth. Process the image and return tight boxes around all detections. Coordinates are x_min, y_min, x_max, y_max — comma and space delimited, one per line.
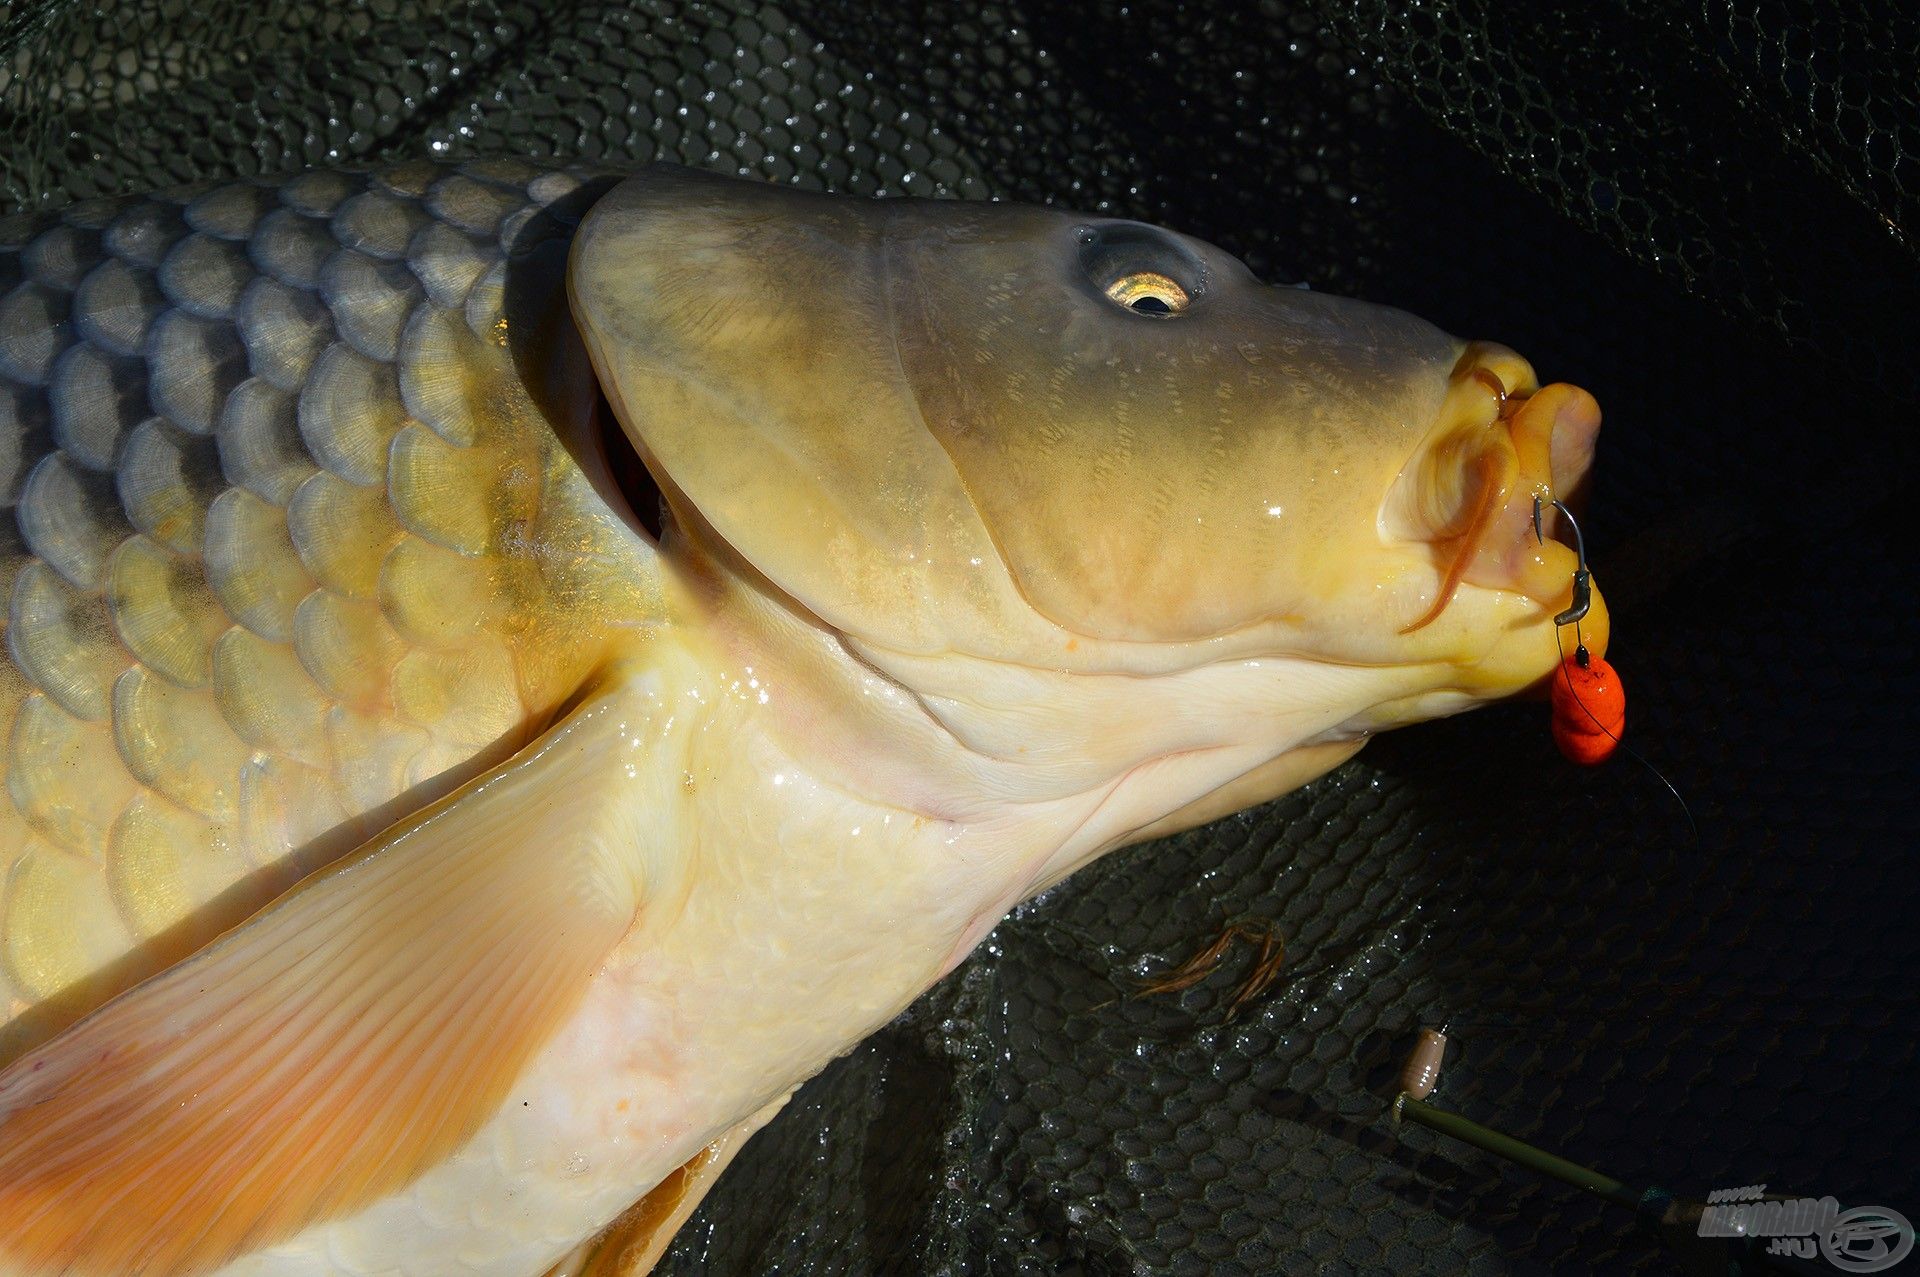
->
1385, 342, 1605, 640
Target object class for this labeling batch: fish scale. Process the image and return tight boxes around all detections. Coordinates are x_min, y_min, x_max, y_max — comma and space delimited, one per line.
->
0, 162, 1618, 1276
0, 159, 652, 1063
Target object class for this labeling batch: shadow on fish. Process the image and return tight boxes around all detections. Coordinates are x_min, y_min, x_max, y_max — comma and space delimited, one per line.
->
0, 161, 1606, 1274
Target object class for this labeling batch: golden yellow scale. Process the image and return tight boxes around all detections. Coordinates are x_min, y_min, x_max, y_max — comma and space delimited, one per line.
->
0, 159, 656, 1064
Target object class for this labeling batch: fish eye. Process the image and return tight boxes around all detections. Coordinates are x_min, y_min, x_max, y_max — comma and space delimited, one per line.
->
1104, 271, 1190, 316
1077, 222, 1207, 318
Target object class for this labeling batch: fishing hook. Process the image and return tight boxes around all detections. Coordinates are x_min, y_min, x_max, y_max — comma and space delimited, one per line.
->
1532, 494, 1591, 630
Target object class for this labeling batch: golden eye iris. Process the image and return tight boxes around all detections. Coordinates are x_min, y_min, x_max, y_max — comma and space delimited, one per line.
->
1104, 270, 1191, 316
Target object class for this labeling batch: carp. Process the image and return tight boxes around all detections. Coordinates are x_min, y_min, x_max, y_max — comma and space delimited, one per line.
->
0, 161, 1605, 1274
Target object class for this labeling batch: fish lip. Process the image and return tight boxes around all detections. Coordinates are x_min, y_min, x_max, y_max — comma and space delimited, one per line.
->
1472, 379, 1604, 610
1390, 346, 1604, 628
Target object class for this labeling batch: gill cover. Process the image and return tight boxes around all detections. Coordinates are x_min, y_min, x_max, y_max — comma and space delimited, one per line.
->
569, 165, 1466, 661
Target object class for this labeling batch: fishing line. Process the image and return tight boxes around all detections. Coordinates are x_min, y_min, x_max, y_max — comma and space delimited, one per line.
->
1535, 498, 1701, 854
1557, 625, 1699, 852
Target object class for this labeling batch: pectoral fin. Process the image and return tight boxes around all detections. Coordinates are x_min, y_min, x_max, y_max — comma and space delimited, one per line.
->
0, 681, 649, 1276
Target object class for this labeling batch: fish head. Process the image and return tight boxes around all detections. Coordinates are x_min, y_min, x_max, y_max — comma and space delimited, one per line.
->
571, 166, 1605, 804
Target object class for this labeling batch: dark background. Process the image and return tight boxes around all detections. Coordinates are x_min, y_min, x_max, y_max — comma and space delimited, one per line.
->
3, 1, 1915, 1272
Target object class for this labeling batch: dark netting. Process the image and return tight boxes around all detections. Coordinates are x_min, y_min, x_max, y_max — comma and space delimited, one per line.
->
3, 2, 1916, 1273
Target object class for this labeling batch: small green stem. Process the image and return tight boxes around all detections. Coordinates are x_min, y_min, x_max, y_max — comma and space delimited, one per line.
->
1395, 1094, 1644, 1211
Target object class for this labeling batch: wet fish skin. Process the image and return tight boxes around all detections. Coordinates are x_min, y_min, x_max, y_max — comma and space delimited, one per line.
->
0, 159, 654, 1062
0, 163, 1609, 1276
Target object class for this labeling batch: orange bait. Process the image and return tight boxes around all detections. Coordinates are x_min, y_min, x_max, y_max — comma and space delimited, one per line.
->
1530, 508, 1695, 842
1550, 649, 1625, 765
1531, 494, 1621, 765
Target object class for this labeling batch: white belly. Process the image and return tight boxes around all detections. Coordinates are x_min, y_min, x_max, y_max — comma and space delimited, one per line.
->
226, 722, 1015, 1277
